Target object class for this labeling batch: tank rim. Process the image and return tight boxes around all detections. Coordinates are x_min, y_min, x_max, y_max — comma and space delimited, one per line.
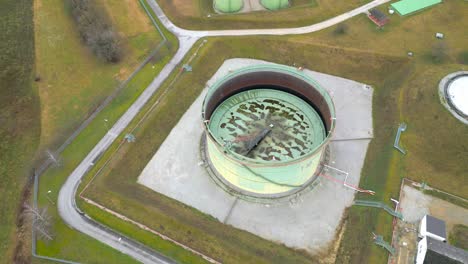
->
202, 64, 336, 166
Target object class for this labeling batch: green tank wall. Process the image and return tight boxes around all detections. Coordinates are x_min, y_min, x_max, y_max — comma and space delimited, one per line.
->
260, 0, 290, 10
206, 133, 323, 195
214, 0, 243, 13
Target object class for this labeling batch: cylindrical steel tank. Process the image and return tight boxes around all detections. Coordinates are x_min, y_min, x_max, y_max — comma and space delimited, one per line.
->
260, 0, 289, 10
214, 0, 243, 13
202, 64, 335, 198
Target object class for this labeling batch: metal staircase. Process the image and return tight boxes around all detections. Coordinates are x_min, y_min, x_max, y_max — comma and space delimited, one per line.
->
354, 200, 403, 220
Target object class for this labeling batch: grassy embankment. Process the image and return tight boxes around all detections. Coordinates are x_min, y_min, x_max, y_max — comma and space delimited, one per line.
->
81, 1, 467, 263
156, 0, 372, 30
79, 35, 410, 263
0, 0, 40, 263
32, 0, 177, 262
296, 2, 467, 263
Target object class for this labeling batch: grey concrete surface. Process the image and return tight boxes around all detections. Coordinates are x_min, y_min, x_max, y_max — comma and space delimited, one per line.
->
400, 185, 468, 229
138, 59, 373, 253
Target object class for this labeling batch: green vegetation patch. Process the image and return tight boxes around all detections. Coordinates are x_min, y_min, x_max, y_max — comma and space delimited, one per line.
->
449, 224, 468, 250
0, 0, 40, 262
33, 0, 177, 262
67, 0, 122, 62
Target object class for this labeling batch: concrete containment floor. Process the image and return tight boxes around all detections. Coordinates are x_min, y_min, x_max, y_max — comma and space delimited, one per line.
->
138, 59, 374, 253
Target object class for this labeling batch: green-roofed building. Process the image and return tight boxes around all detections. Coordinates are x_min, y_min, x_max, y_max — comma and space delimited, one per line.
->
260, 0, 290, 11
390, 0, 442, 16
214, 0, 243, 13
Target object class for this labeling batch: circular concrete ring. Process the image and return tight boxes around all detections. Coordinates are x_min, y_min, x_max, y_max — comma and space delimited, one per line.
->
438, 71, 468, 125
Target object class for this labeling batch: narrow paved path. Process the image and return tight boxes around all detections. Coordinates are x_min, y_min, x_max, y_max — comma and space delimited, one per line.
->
58, 0, 391, 263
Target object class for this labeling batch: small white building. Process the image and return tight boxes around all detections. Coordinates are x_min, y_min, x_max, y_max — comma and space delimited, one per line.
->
419, 215, 447, 242
416, 215, 468, 264
416, 236, 468, 264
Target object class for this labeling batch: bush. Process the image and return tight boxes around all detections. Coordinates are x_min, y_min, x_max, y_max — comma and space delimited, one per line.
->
68, 0, 122, 63
431, 41, 449, 63
333, 23, 349, 35
449, 225, 468, 250
457, 51, 468, 65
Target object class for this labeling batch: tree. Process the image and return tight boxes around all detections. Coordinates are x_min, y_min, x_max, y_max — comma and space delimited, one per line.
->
68, 0, 122, 63
333, 23, 349, 35
24, 203, 53, 241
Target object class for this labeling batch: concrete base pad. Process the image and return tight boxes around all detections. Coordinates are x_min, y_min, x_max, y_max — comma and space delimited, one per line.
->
138, 59, 374, 253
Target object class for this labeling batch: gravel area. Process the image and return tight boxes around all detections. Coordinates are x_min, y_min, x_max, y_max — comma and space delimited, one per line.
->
400, 184, 468, 229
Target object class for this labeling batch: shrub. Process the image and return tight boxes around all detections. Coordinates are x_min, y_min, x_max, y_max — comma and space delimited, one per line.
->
431, 41, 449, 63
68, 0, 122, 63
333, 23, 349, 35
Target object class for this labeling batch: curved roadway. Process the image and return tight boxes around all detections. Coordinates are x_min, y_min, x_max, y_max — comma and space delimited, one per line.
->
57, 0, 391, 263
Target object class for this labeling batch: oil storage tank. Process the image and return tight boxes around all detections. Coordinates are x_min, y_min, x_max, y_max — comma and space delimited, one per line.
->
202, 65, 336, 199
214, 0, 243, 13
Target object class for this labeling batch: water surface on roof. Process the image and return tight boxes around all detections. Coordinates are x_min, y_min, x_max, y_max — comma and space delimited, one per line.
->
209, 89, 325, 162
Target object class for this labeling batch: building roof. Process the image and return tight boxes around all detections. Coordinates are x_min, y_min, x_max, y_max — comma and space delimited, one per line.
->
391, 0, 442, 16
426, 215, 446, 239
426, 237, 468, 264
369, 9, 388, 21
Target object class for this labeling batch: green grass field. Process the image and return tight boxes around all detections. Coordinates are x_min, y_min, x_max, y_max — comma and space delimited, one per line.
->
156, 0, 371, 30
8, 0, 465, 263
35, 0, 162, 150
0, 0, 40, 262
33, 0, 180, 262
78, 1, 467, 263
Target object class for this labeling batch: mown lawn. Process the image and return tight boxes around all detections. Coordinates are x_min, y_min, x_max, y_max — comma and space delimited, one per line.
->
0, 0, 40, 263
80, 35, 410, 263
156, 0, 371, 30
299, 1, 467, 262
31, 0, 467, 263
34, 0, 162, 151
33, 0, 178, 263
449, 224, 468, 251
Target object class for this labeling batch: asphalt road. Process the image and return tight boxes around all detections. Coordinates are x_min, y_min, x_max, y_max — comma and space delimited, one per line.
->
57, 0, 391, 263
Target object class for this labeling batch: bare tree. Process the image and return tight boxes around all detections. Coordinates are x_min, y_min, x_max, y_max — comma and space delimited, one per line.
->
68, 0, 122, 63
24, 203, 53, 241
